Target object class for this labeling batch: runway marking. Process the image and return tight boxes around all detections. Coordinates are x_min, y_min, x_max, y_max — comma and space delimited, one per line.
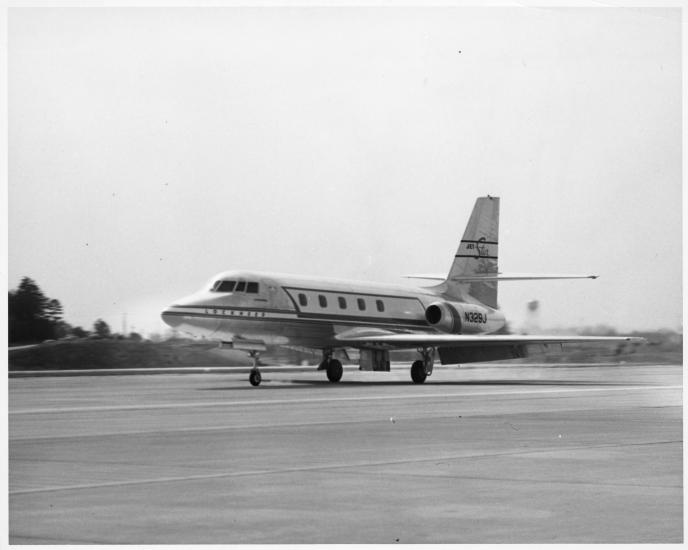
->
9, 439, 681, 496
9, 385, 682, 415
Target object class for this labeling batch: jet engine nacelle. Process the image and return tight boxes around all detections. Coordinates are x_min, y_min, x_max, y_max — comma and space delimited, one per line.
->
425, 301, 501, 334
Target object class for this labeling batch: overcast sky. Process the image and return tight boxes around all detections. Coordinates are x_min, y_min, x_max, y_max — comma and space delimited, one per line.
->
8, 7, 682, 336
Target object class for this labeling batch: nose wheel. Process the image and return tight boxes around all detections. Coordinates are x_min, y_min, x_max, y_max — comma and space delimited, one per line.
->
249, 369, 262, 386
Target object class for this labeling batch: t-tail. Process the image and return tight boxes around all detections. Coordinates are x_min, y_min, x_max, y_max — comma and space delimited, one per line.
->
408, 195, 598, 306
437, 196, 500, 308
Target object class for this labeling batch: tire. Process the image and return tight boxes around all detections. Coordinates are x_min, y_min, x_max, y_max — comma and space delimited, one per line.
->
326, 359, 343, 383
410, 360, 427, 384
249, 370, 262, 386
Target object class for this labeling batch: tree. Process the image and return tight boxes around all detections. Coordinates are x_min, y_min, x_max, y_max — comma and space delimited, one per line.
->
44, 299, 64, 323
8, 277, 53, 343
93, 319, 111, 338
9, 277, 48, 322
71, 326, 89, 338
54, 321, 72, 339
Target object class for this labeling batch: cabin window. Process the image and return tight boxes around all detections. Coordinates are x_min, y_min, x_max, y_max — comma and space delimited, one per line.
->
338, 297, 347, 309
235, 281, 246, 292
246, 282, 259, 293
298, 293, 308, 306
215, 280, 236, 292
319, 295, 328, 308
376, 299, 385, 312
357, 298, 366, 311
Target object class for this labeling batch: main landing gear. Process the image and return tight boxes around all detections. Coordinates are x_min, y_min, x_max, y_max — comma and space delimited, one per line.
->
411, 347, 435, 384
248, 351, 262, 386
317, 349, 343, 383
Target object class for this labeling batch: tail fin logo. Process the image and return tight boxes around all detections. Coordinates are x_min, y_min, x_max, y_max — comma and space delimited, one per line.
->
476, 237, 489, 257
462, 238, 497, 258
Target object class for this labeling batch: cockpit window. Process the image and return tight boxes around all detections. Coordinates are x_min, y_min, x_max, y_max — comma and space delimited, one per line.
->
246, 282, 259, 293
214, 280, 236, 292
235, 281, 246, 292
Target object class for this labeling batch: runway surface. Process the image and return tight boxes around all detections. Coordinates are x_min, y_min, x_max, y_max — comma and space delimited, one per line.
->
9, 363, 683, 543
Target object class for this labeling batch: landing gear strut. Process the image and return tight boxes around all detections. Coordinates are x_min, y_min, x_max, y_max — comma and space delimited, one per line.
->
411, 347, 435, 384
317, 348, 343, 383
248, 351, 262, 386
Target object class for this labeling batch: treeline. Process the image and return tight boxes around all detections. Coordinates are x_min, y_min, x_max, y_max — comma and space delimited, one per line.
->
8, 277, 121, 345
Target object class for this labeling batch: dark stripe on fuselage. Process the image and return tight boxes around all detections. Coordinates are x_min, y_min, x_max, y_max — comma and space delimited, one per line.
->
172, 305, 293, 314
454, 254, 498, 259
163, 310, 430, 330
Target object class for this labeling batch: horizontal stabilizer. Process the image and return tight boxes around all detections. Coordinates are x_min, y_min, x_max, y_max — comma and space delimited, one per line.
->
404, 273, 598, 282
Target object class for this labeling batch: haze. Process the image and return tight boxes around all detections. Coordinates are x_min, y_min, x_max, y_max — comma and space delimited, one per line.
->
8, 7, 682, 336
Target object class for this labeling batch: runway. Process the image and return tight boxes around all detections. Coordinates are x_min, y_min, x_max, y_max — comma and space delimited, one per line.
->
9, 363, 683, 543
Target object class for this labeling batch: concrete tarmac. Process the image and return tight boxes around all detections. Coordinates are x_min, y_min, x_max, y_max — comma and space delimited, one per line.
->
8, 363, 682, 543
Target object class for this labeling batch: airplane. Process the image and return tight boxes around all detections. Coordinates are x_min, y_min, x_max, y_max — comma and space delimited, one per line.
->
161, 196, 643, 386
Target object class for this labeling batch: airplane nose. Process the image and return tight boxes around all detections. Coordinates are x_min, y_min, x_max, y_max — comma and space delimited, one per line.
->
161, 307, 182, 327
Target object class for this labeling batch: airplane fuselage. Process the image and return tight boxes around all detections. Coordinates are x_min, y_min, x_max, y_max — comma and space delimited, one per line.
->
161, 270, 506, 349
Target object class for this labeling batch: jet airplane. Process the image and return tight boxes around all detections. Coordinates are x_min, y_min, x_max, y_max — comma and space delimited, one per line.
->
162, 196, 642, 386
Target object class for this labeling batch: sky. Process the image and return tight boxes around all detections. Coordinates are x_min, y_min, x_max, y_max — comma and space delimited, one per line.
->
8, 6, 682, 336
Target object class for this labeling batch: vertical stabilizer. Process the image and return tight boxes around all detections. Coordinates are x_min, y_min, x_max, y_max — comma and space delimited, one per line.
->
443, 196, 499, 308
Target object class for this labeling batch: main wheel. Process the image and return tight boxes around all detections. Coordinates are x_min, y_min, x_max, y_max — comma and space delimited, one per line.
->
326, 359, 343, 383
249, 370, 262, 386
410, 360, 427, 384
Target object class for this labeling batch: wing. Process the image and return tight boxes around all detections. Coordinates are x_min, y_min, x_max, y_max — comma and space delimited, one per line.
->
334, 329, 645, 365
335, 331, 644, 348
